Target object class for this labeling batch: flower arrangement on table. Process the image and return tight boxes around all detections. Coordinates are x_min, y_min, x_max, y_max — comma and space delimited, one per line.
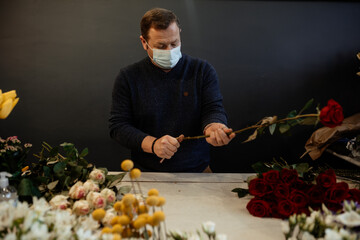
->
282, 200, 360, 240
239, 167, 360, 219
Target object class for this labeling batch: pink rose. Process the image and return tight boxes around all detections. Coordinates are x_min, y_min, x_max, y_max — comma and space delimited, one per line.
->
83, 180, 100, 194
49, 195, 70, 210
69, 182, 86, 199
86, 191, 107, 209
100, 188, 116, 204
72, 200, 90, 216
89, 168, 106, 184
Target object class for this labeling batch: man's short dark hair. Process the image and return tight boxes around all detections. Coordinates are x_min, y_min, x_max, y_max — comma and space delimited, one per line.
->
140, 8, 180, 41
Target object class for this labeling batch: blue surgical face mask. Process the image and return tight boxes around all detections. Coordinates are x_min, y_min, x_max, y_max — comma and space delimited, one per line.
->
145, 41, 182, 69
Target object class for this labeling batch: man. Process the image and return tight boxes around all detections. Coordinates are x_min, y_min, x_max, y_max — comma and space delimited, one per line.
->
109, 8, 235, 172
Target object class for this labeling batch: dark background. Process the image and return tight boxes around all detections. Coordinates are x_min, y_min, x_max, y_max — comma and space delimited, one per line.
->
1, 0, 360, 172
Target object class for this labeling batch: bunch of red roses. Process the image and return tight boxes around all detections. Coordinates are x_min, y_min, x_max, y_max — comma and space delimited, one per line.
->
246, 168, 360, 219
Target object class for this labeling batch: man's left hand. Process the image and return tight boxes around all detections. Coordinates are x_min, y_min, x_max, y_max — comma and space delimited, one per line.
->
204, 123, 235, 146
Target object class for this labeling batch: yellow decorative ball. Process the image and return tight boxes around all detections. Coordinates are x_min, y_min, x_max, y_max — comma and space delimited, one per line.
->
113, 233, 122, 240
92, 208, 106, 221
147, 216, 160, 227
121, 159, 134, 171
148, 188, 159, 196
130, 168, 141, 179
133, 217, 147, 229
146, 195, 159, 206
117, 215, 131, 225
110, 216, 121, 226
112, 224, 123, 234
114, 201, 123, 212
122, 194, 135, 206
101, 227, 112, 234
153, 211, 165, 222
157, 196, 166, 207
137, 204, 148, 214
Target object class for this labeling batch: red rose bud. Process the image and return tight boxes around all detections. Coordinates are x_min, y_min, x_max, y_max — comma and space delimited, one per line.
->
280, 168, 298, 185
246, 198, 271, 217
307, 185, 326, 204
348, 189, 360, 203
248, 178, 273, 197
325, 182, 349, 203
277, 199, 296, 218
262, 170, 280, 185
289, 189, 309, 208
274, 183, 290, 199
319, 99, 344, 128
316, 169, 336, 188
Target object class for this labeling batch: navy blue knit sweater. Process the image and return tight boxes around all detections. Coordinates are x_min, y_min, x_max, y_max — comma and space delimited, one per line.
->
109, 54, 228, 172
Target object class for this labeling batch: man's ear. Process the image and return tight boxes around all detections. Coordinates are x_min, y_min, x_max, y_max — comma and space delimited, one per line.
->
139, 35, 148, 50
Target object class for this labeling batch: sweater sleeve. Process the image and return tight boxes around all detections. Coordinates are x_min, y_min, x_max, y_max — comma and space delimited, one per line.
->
200, 62, 228, 130
109, 70, 148, 151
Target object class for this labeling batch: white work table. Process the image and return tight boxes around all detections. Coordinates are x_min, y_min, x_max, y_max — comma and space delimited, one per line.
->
116, 172, 284, 240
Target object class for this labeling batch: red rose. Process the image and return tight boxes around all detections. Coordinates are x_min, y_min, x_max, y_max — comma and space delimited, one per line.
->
248, 178, 272, 197
319, 99, 344, 128
291, 179, 310, 192
280, 168, 298, 185
348, 189, 360, 203
290, 189, 309, 208
277, 199, 296, 218
326, 182, 349, 203
307, 185, 326, 204
274, 183, 290, 199
325, 200, 343, 212
263, 170, 280, 185
246, 198, 271, 217
316, 169, 336, 188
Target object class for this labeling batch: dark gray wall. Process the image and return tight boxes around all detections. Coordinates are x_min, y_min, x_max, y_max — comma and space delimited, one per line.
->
1, 0, 360, 172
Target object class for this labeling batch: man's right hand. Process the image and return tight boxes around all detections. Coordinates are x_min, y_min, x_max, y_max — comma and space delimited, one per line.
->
153, 135, 183, 159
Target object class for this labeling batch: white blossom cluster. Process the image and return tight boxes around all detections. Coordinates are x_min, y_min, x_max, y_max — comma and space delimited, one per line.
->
0, 197, 103, 240
168, 221, 227, 240
282, 201, 360, 240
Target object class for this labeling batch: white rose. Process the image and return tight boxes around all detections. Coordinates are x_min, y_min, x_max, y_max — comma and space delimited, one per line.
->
336, 211, 360, 228
72, 200, 90, 216
100, 188, 116, 204
69, 182, 86, 199
86, 191, 106, 209
49, 195, 70, 210
83, 180, 100, 194
102, 208, 117, 226
202, 221, 216, 235
89, 168, 105, 184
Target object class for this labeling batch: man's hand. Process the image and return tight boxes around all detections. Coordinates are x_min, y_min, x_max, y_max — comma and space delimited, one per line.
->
153, 135, 183, 159
204, 123, 235, 146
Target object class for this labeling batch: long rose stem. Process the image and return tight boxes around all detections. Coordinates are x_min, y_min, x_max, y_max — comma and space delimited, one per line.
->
182, 114, 319, 140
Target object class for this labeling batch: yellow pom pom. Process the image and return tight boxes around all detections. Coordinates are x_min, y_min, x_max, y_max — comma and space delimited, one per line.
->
148, 188, 159, 196
146, 195, 159, 206
113, 233, 122, 240
112, 224, 123, 234
121, 159, 134, 171
157, 196, 166, 207
92, 208, 106, 221
122, 194, 135, 206
114, 201, 123, 212
153, 211, 165, 222
117, 215, 131, 225
130, 168, 141, 179
110, 216, 121, 226
147, 216, 160, 227
138, 213, 150, 221
133, 217, 147, 229
137, 204, 148, 214
101, 227, 112, 234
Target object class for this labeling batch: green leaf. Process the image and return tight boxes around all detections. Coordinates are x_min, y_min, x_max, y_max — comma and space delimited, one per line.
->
294, 163, 310, 177
107, 173, 126, 188
286, 110, 297, 118
279, 123, 291, 134
47, 180, 59, 190
18, 178, 42, 198
117, 185, 132, 195
70, 165, 83, 180
269, 124, 276, 135
98, 167, 108, 176
53, 162, 66, 178
80, 148, 89, 158
43, 166, 51, 177
231, 188, 249, 198
298, 98, 314, 115
251, 161, 272, 174
64, 176, 72, 188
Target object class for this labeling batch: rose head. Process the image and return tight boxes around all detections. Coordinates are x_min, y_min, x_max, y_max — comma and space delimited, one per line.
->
262, 170, 280, 185
280, 168, 298, 185
248, 178, 273, 197
325, 182, 349, 203
307, 185, 326, 204
319, 99, 344, 128
246, 198, 271, 217
277, 199, 296, 218
316, 169, 336, 188
274, 183, 290, 199
290, 189, 309, 208
348, 189, 360, 203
